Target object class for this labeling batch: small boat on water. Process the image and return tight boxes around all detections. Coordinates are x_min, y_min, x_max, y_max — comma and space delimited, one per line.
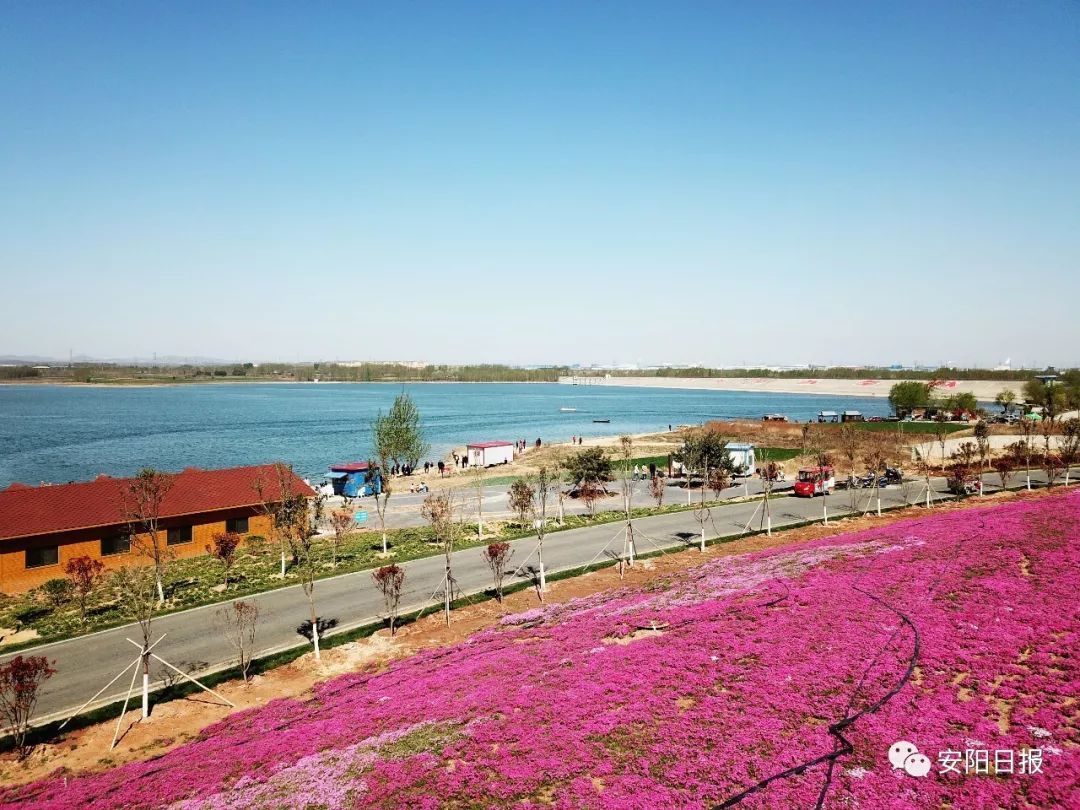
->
592, 419, 610, 423
559, 407, 578, 412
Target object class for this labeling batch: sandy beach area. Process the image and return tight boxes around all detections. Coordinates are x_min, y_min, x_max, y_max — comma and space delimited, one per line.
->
557, 375, 1023, 401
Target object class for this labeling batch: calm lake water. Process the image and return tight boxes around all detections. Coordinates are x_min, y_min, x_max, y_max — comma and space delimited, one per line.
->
0, 383, 892, 487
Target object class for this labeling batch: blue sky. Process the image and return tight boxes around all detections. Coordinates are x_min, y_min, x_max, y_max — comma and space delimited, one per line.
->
1, 2, 1077, 368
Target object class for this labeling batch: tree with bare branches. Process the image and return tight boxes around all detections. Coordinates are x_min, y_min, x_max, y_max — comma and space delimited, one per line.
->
1040, 419, 1061, 488
372, 564, 406, 635
287, 494, 325, 659
422, 492, 459, 626
328, 508, 353, 568
507, 479, 534, 529
120, 468, 176, 604
215, 600, 259, 683
253, 462, 301, 578
549, 449, 568, 525
973, 420, 991, 472
578, 481, 601, 515
483, 542, 513, 602
64, 555, 105, 622
1060, 418, 1080, 487
838, 423, 863, 511
649, 472, 665, 508
206, 532, 242, 589
530, 467, 553, 597
113, 564, 158, 717
1018, 417, 1038, 490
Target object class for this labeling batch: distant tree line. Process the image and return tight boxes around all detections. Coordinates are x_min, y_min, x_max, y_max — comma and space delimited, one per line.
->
0, 362, 571, 383
607, 366, 1049, 382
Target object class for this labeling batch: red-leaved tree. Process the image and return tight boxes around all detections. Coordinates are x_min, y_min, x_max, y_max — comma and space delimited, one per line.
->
207, 532, 242, 589
371, 564, 406, 635
64, 555, 105, 622
482, 542, 513, 602
0, 655, 56, 760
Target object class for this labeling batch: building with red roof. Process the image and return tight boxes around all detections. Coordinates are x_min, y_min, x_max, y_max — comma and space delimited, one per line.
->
0, 464, 313, 593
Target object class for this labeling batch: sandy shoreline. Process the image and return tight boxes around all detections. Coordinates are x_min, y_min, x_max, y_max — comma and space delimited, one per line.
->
557, 376, 1024, 401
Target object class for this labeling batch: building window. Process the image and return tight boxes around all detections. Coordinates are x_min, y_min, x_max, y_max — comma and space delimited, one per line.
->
101, 534, 131, 556
167, 526, 193, 545
225, 517, 249, 534
26, 546, 59, 569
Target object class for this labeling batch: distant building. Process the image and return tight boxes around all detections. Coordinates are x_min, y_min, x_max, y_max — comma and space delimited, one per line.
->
0, 464, 313, 593
466, 441, 514, 467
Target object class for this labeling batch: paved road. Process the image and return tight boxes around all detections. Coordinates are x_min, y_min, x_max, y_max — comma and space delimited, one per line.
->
7, 468, 1070, 724
335, 473, 789, 529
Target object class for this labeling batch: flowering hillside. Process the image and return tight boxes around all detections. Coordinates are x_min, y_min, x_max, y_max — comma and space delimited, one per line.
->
6, 493, 1079, 808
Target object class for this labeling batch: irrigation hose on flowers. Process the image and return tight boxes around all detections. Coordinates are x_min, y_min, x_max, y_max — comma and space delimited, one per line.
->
712, 585, 921, 809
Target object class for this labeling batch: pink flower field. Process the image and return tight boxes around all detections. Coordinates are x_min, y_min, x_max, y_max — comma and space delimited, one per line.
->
5, 492, 1079, 809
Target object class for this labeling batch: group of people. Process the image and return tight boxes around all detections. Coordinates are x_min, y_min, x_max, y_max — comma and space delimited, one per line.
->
631, 463, 658, 481
569, 436, 585, 445
514, 438, 542, 452
408, 481, 429, 494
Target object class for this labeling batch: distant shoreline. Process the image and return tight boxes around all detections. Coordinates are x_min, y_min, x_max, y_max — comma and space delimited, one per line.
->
557, 375, 1024, 401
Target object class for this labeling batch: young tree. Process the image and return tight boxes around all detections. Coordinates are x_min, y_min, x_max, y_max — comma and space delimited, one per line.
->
550, 449, 568, 525
1040, 419, 1061, 488
0, 655, 56, 760
578, 480, 601, 515
40, 578, 73, 609
328, 508, 353, 568
564, 447, 612, 492
507, 478, 534, 528
371, 564, 406, 635
470, 463, 486, 542
752, 439, 782, 535
482, 541, 513, 602
530, 467, 554, 596
861, 433, 894, 514
973, 420, 991, 472
422, 492, 459, 626
113, 564, 158, 718
286, 495, 324, 659
676, 429, 736, 551
383, 392, 430, 471
649, 472, 665, 508
913, 446, 936, 509
64, 555, 105, 622
949, 441, 980, 496
616, 437, 639, 569
838, 423, 863, 511
1060, 418, 1080, 487
993, 455, 1015, 492
933, 422, 950, 472
215, 600, 259, 683
1018, 417, 1038, 490
254, 462, 302, 578
994, 388, 1017, 415
120, 468, 176, 604
206, 532, 242, 589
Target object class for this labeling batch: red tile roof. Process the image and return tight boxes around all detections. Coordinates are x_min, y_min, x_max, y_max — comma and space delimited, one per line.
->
466, 441, 513, 449
0, 464, 314, 542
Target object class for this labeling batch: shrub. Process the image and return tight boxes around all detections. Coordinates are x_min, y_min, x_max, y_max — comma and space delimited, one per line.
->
39, 579, 73, 608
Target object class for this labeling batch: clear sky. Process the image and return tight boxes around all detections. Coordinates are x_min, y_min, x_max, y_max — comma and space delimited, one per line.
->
1, 2, 1077, 368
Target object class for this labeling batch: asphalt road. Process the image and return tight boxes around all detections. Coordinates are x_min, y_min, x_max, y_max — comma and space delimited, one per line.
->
336, 473, 789, 529
7, 467, 1070, 725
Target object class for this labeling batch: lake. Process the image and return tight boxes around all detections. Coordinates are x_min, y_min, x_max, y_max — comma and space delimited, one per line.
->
0, 383, 893, 487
